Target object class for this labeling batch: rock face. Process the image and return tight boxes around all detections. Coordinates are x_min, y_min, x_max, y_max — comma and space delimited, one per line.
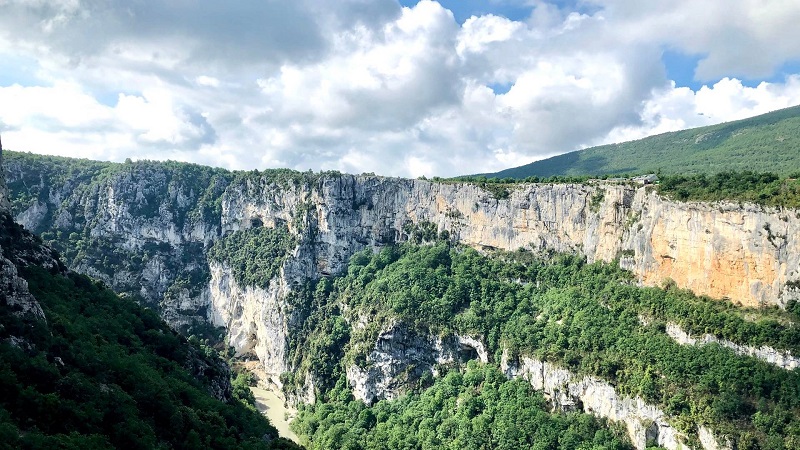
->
8, 160, 800, 329
346, 325, 730, 450
0, 212, 64, 325
0, 231, 44, 322
622, 194, 800, 308
0, 143, 33, 320
346, 322, 489, 404
665, 322, 800, 370
0, 140, 9, 211
500, 351, 727, 450
6, 158, 227, 332
207, 261, 298, 386
7, 158, 800, 405
217, 176, 800, 310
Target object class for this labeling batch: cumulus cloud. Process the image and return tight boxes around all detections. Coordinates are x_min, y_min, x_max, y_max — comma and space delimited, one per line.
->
583, 0, 800, 80
1, 0, 800, 177
0, 82, 215, 158
601, 75, 800, 145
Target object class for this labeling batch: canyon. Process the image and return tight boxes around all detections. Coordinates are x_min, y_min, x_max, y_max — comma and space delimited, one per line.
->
5, 153, 800, 449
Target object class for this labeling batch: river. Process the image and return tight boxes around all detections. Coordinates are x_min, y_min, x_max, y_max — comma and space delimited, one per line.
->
251, 386, 300, 444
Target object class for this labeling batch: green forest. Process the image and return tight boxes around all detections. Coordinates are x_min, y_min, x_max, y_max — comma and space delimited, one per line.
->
0, 216, 299, 450
657, 171, 800, 208
282, 237, 800, 450
208, 225, 297, 289
292, 364, 633, 450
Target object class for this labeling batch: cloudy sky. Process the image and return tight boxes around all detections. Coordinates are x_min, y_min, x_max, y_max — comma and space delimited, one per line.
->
2, 0, 800, 178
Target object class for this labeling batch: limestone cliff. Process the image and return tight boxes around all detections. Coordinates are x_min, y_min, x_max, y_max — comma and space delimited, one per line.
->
4, 154, 797, 448
228, 178, 796, 310
343, 323, 730, 450
207, 261, 297, 387
346, 322, 489, 404
8, 157, 799, 333
500, 351, 730, 450
6, 156, 800, 391
0, 152, 64, 323
665, 322, 800, 370
6, 157, 227, 332
219, 175, 800, 310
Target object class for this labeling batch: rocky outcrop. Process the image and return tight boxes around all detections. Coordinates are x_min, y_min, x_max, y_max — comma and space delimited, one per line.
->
207, 261, 298, 387
184, 342, 234, 403
0, 243, 44, 322
345, 323, 731, 450
9, 157, 799, 329
7, 158, 800, 405
0, 210, 64, 324
346, 322, 489, 404
698, 425, 732, 450
217, 176, 800, 309
500, 351, 727, 450
0, 138, 9, 211
4, 154, 797, 448
1, 144, 60, 329
5, 157, 800, 421
6, 158, 226, 331
621, 194, 800, 308
665, 322, 800, 370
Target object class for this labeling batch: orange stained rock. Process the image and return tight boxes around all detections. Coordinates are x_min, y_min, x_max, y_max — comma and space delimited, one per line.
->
642, 213, 777, 308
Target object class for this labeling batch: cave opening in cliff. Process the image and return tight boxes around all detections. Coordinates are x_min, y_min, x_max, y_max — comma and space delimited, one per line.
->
458, 344, 479, 363
645, 421, 659, 447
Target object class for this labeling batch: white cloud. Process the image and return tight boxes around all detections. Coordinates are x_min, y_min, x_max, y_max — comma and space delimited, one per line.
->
195, 76, 220, 88
0, 82, 214, 159
1, 0, 800, 177
0, 82, 110, 128
584, 0, 800, 80
600, 75, 800, 145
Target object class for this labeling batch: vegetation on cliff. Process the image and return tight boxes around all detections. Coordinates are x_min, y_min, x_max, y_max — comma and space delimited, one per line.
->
0, 218, 300, 450
286, 241, 800, 449
6, 149, 800, 449
448, 170, 800, 209
657, 171, 800, 209
292, 364, 633, 450
4, 151, 232, 233
207, 225, 297, 289
483, 104, 800, 179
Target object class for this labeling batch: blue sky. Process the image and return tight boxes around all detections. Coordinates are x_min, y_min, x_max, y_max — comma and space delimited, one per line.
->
1, 0, 800, 177
399, 0, 535, 23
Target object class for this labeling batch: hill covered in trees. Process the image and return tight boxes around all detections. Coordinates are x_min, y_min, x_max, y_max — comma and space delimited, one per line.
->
283, 238, 800, 449
484, 105, 800, 179
0, 209, 300, 449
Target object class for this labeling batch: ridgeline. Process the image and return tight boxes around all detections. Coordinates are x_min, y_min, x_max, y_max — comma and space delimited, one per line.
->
484, 105, 800, 179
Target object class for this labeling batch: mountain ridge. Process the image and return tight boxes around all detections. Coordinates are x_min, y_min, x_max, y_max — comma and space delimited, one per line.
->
483, 104, 800, 179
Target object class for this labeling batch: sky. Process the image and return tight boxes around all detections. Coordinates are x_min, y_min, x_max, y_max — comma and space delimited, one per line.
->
2, 1, 800, 178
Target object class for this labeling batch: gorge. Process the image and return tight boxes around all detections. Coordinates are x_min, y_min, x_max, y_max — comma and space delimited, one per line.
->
4, 151, 800, 449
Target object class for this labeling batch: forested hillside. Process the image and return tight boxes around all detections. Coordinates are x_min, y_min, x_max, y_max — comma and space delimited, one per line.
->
293, 364, 634, 450
0, 209, 300, 449
281, 237, 800, 449
485, 105, 800, 178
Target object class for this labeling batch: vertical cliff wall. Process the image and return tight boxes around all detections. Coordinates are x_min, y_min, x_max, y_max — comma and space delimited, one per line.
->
5, 156, 800, 385
5, 155, 799, 450
9, 158, 799, 317
218, 175, 799, 309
